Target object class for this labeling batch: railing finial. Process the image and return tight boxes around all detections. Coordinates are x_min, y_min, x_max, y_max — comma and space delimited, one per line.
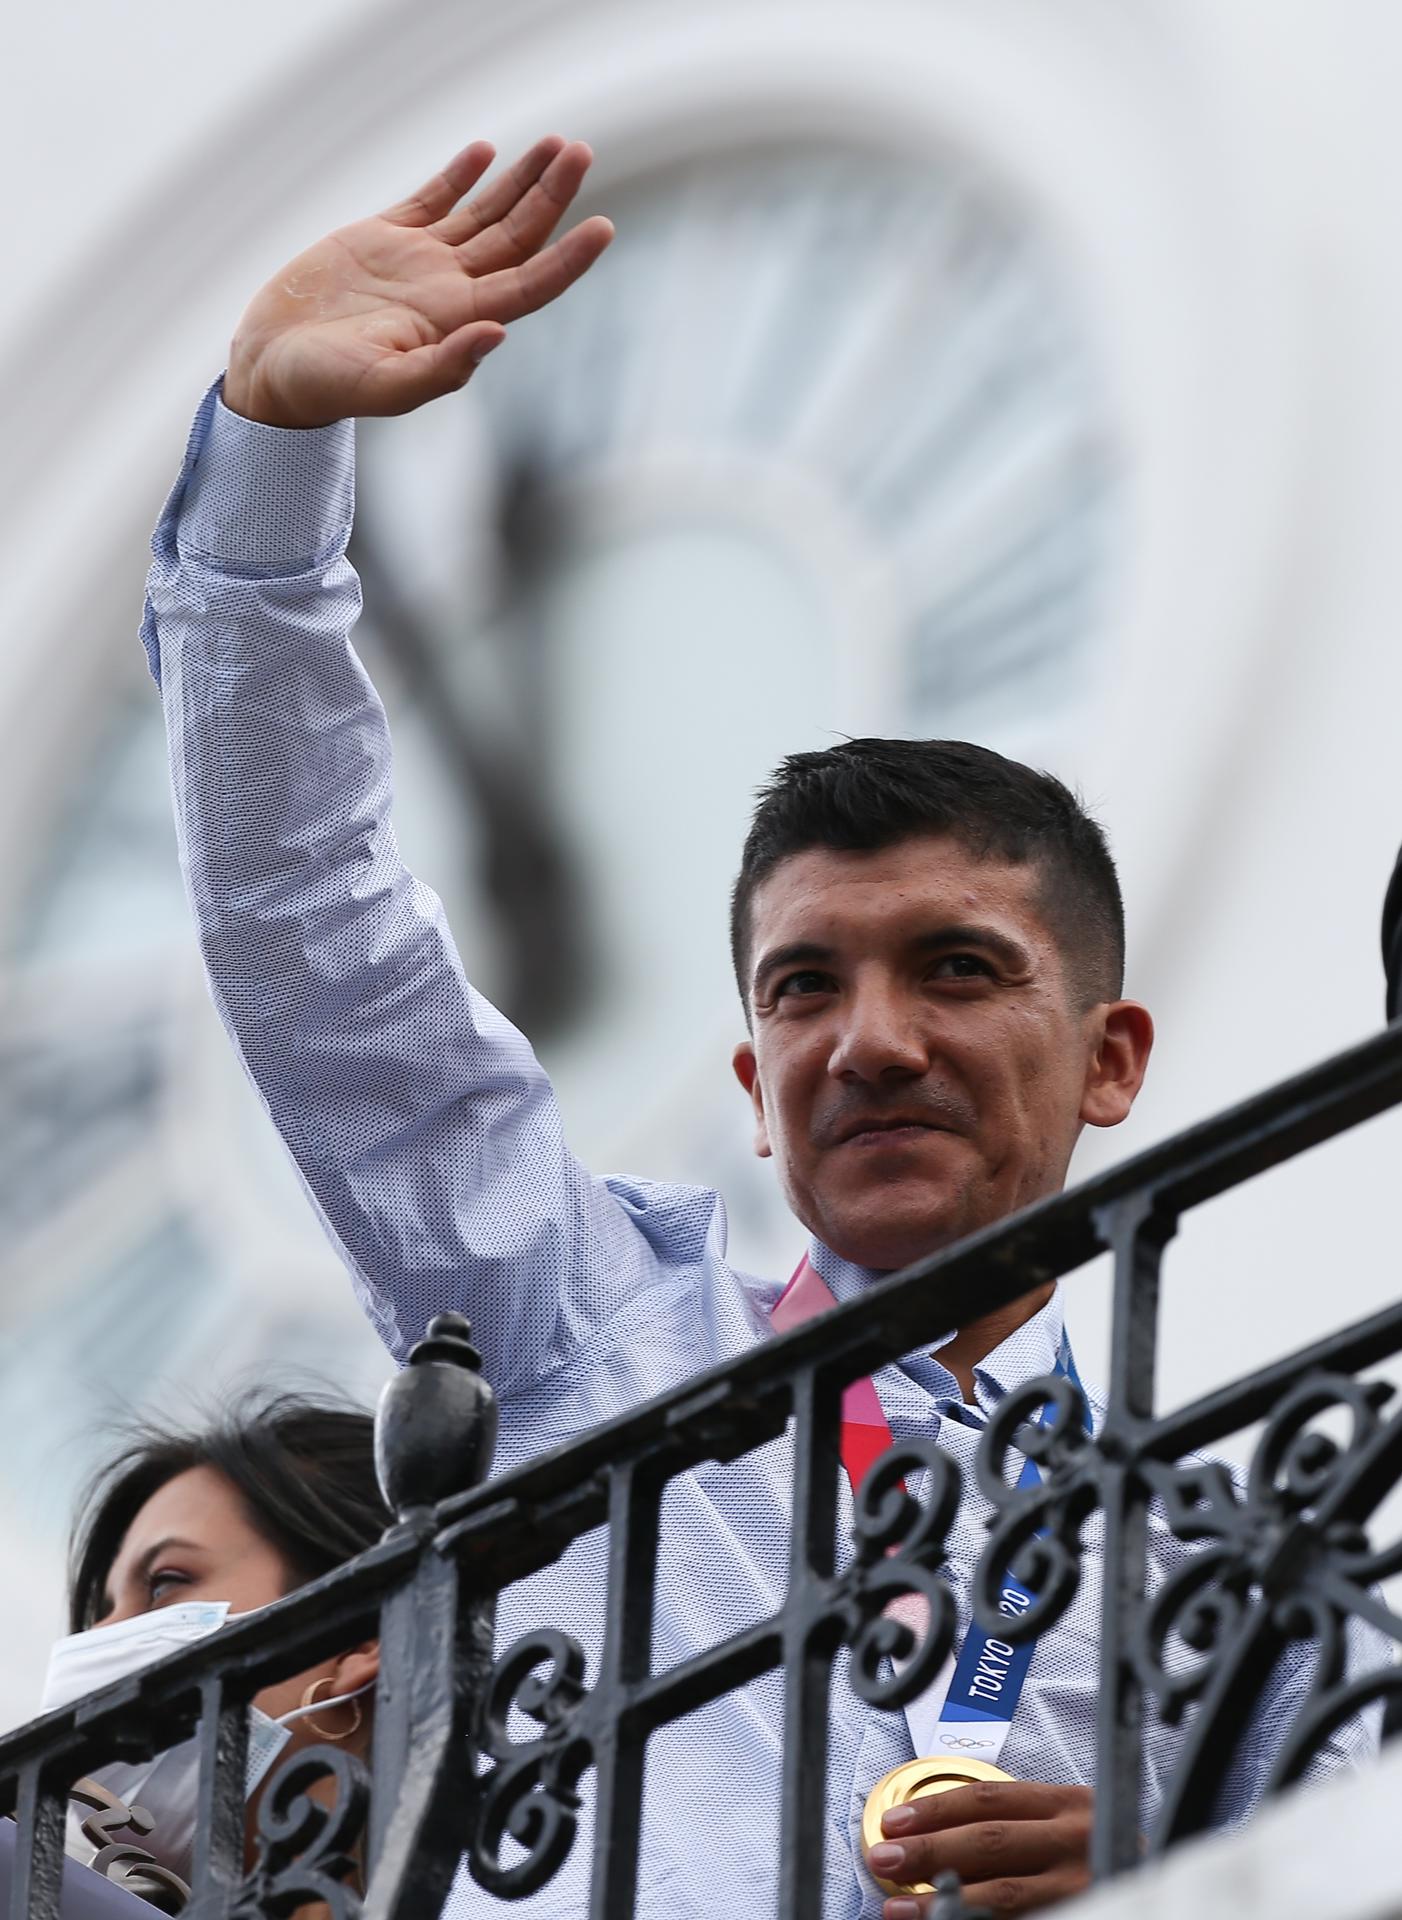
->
375, 1310, 499, 1522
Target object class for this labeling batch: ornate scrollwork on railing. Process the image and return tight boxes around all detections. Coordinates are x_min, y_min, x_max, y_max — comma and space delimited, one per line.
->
1134, 1370, 1402, 1839
232, 1745, 370, 1920
971, 1371, 1100, 1644
1252, 1374, 1391, 1507
68, 1778, 190, 1913
832, 1439, 963, 1709
1131, 1461, 1259, 1728
468, 1628, 594, 1900
1264, 1657, 1402, 1793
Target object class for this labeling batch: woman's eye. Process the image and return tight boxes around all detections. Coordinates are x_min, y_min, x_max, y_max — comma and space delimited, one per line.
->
147, 1569, 191, 1603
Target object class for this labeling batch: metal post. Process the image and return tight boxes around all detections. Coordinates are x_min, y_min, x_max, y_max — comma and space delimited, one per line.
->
365, 1313, 499, 1920
777, 1368, 843, 1920
1090, 1193, 1176, 1880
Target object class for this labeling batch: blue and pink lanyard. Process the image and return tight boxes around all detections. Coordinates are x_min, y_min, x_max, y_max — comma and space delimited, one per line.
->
770, 1256, 1088, 1763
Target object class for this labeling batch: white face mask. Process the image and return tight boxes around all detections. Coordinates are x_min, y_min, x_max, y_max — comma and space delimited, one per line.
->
42, 1603, 371, 1885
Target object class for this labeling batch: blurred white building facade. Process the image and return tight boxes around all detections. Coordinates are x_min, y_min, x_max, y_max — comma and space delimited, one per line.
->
2, 0, 1402, 1743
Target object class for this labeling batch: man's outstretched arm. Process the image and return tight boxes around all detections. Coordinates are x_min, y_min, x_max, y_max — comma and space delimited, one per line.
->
144, 144, 717, 1390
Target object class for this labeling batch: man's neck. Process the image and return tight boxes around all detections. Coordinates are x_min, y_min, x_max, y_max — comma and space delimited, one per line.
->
935, 1282, 1056, 1401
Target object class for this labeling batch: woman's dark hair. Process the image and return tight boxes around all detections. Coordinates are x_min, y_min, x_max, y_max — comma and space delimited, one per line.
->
68, 1391, 391, 1632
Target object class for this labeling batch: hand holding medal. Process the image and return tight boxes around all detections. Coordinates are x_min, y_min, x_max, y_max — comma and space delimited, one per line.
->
772, 1265, 1097, 1913
862, 1768, 1093, 1917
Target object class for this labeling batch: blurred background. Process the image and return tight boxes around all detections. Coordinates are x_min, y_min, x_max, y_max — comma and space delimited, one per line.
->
3, 0, 1402, 1729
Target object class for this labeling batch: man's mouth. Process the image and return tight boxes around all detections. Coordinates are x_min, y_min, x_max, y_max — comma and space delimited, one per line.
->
833, 1117, 949, 1148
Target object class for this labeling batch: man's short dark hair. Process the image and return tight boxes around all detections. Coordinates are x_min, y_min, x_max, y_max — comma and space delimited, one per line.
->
730, 738, 1125, 1013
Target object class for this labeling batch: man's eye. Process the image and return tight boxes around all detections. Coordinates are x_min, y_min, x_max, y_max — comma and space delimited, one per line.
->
775, 970, 832, 998
932, 954, 993, 980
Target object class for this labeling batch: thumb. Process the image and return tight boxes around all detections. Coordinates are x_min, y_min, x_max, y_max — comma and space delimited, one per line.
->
353, 321, 506, 416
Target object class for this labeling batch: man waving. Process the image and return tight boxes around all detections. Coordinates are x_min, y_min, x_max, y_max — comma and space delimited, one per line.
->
141, 139, 1379, 1918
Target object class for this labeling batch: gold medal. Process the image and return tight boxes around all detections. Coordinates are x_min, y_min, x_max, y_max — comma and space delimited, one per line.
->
861, 1756, 1015, 1895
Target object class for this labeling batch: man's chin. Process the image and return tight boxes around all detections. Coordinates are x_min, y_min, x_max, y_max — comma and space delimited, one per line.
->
817, 1203, 972, 1276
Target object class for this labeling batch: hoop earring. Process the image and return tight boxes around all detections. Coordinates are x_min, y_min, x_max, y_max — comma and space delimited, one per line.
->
299, 1676, 364, 1742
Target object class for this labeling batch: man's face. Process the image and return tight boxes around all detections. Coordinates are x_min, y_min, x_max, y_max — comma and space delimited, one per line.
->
732, 834, 1144, 1272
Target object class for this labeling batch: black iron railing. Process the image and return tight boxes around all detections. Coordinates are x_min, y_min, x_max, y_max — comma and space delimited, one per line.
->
5, 1022, 1402, 1919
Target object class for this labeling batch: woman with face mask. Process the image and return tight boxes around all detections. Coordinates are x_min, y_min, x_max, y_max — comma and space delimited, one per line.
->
41, 1393, 390, 1913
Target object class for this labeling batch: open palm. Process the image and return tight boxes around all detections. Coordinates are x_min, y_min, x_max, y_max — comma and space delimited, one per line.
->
224, 137, 613, 427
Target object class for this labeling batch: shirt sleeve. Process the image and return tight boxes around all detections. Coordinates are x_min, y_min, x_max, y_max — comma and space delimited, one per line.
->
141, 382, 726, 1393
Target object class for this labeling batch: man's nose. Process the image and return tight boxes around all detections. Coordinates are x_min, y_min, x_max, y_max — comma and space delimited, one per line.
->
827, 985, 930, 1082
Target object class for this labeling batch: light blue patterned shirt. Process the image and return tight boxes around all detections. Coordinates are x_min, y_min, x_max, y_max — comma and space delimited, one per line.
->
140, 384, 1380, 1919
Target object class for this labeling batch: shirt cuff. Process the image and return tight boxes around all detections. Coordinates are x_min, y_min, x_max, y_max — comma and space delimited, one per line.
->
177, 385, 356, 570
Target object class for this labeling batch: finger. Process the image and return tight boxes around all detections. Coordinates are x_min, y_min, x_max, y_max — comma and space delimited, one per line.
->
382, 140, 497, 227
348, 322, 506, 417
454, 140, 595, 275
430, 133, 569, 246
465, 214, 614, 324
960, 1866, 1089, 1914
881, 1782, 1079, 1838
884, 1873, 1077, 1920
869, 1817, 1058, 1890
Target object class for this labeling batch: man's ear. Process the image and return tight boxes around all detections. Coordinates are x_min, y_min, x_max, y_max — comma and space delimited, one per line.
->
1079, 1001, 1154, 1129
732, 1040, 772, 1159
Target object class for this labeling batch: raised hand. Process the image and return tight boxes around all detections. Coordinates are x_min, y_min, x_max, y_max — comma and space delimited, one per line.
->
223, 136, 613, 428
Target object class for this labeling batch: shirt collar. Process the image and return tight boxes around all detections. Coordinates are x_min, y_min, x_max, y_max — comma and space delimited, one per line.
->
806, 1236, 1068, 1412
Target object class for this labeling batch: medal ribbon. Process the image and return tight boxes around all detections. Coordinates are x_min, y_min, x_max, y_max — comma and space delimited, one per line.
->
769, 1256, 1088, 1765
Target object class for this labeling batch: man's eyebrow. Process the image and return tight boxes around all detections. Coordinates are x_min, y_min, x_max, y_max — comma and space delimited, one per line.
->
751, 941, 835, 994
913, 924, 1033, 970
